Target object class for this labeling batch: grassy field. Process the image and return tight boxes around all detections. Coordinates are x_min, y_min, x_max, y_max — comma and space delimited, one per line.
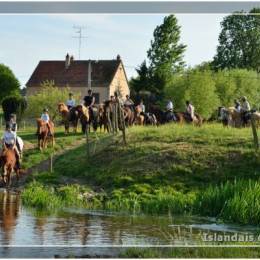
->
20, 123, 260, 224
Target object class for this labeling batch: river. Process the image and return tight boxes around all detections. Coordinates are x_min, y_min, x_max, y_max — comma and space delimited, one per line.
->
0, 190, 259, 257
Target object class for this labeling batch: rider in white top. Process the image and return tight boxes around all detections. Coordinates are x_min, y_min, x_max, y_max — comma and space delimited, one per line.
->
66, 93, 76, 109
166, 100, 173, 111
1, 123, 21, 169
186, 101, 195, 121
41, 110, 50, 123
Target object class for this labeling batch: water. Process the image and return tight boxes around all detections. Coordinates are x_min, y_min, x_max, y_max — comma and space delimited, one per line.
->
0, 191, 259, 257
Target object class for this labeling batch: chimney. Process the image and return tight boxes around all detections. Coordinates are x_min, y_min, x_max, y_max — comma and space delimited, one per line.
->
88, 59, 92, 89
116, 54, 121, 61
65, 53, 70, 69
70, 55, 74, 63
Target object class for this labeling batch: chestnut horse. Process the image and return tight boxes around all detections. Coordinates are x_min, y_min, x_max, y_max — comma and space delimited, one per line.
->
58, 103, 79, 134
0, 147, 20, 186
36, 119, 55, 150
75, 105, 90, 134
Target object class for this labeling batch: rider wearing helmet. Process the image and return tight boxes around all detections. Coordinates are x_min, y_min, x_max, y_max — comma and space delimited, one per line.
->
40, 108, 51, 132
240, 96, 251, 125
1, 123, 21, 169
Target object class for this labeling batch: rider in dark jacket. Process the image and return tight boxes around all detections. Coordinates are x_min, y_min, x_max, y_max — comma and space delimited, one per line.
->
84, 89, 95, 119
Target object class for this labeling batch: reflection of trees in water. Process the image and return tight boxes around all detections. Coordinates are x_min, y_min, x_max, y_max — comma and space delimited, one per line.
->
52, 214, 90, 245
0, 192, 20, 244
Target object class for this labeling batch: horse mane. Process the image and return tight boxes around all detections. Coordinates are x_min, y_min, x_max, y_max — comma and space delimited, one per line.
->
58, 102, 69, 113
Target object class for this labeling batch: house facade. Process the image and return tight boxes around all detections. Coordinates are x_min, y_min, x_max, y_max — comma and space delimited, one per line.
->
26, 54, 130, 103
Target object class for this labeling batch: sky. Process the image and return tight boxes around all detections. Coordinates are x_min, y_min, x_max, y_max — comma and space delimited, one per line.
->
0, 14, 226, 87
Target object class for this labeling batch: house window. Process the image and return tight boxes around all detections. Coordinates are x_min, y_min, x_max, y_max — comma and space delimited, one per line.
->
93, 93, 100, 104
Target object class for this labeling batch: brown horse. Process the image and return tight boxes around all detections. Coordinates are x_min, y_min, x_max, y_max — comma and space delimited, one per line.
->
58, 103, 79, 134
0, 147, 20, 186
36, 119, 55, 150
123, 106, 135, 126
175, 112, 203, 126
75, 105, 90, 133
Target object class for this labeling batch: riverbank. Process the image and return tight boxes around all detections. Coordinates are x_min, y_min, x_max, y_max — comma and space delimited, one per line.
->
21, 123, 260, 224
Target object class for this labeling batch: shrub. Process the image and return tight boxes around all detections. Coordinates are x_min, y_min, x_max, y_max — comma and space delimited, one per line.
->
1, 95, 27, 123
25, 81, 80, 120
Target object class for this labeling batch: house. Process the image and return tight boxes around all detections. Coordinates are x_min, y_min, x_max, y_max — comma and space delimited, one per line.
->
26, 54, 130, 103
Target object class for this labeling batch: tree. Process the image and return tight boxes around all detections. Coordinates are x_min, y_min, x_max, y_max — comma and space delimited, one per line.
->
25, 81, 80, 120
213, 9, 260, 71
130, 60, 151, 93
0, 64, 20, 102
2, 95, 27, 123
147, 15, 186, 95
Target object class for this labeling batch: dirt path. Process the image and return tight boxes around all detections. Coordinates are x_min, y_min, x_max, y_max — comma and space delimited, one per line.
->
0, 138, 87, 190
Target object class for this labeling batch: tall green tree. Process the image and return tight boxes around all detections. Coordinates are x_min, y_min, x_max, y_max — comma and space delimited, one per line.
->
130, 60, 151, 93
0, 64, 20, 102
147, 15, 186, 94
213, 9, 260, 71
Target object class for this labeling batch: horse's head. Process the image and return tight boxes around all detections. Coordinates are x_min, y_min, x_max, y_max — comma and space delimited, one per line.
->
58, 103, 68, 113
36, 119, 46, 135
76, 105, 89, 121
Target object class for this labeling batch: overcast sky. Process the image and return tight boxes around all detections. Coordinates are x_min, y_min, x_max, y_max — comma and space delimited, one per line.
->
0, 14, 226, 87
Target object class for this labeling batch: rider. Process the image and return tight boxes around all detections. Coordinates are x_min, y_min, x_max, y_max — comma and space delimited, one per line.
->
40, 108, 51, 132
139, 99, 145, 115
83, 89, 96, 120
240, 96, 251, 125
1, 123, 21, 169
234, 99, 241, 113
185, 100, 195, 122
9, 114, 18, 132
165, 99, 176, 122
66, 93, 76, 110
124, 94, 135, 111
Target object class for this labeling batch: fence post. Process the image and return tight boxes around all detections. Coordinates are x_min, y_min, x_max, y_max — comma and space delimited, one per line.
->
251, 116, 259, 151
86, 127, 90, 157
118, 102, 126, 145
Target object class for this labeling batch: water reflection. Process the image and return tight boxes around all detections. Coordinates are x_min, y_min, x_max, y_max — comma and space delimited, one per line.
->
0, 191, 259, 251
0, 191, 20, 245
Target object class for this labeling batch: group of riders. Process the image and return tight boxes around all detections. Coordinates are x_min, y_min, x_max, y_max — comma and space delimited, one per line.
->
218, 96, 257, 127
0, 88, 256, 180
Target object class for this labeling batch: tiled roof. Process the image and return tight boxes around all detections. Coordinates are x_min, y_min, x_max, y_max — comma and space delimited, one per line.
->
26, 59, 121, 87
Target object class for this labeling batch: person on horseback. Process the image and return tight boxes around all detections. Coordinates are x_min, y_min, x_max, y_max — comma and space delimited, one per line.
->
234, 99, 241, 112
40, 108, 51, 133
185, 100, 195, 122
124, 95, 135, 111
1, 123, 21, 169
165, 100, 176, 122
84, 89, 95, 120
66, 93, 76, 110
240, 96, 251, 125
9, 114, 18, 133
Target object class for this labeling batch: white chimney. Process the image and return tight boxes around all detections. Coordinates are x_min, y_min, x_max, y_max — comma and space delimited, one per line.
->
65, 53, 70, 69
88, 59, 92, 89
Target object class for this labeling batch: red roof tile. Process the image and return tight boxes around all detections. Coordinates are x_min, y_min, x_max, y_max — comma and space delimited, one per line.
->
26, 59, 121, 87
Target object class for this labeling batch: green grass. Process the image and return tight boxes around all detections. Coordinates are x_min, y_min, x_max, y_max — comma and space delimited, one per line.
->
119, 247, 260, 258
21, 123, 260, 224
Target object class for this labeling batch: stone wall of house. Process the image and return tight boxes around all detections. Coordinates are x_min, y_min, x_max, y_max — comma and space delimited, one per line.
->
109, 62, 130, 100
26, 85, 110, 104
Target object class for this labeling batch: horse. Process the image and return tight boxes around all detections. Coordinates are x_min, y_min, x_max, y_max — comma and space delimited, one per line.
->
36, 119, 55, 150
144, 112, 157, 126
75, 105, 90, 134
218, 107, 243, 127
123, 106, 135, 127
150, 105, 202, 126
58, 103, 79, 134
0, 147, 20, 187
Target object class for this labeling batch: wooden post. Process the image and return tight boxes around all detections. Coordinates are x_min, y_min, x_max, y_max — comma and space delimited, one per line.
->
50, 153, 53, 173
251, 115, 259, 151
118, 103, 126, 145
86, 127, 90, 157
115, 102, 118, 133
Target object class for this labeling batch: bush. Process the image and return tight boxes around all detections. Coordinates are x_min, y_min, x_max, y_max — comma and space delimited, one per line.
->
1, 95, 27, 123
25, 81, 80, 120
0, 64, 20, 103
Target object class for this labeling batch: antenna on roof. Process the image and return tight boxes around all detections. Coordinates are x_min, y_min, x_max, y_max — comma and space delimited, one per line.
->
72, 25, 87, 60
